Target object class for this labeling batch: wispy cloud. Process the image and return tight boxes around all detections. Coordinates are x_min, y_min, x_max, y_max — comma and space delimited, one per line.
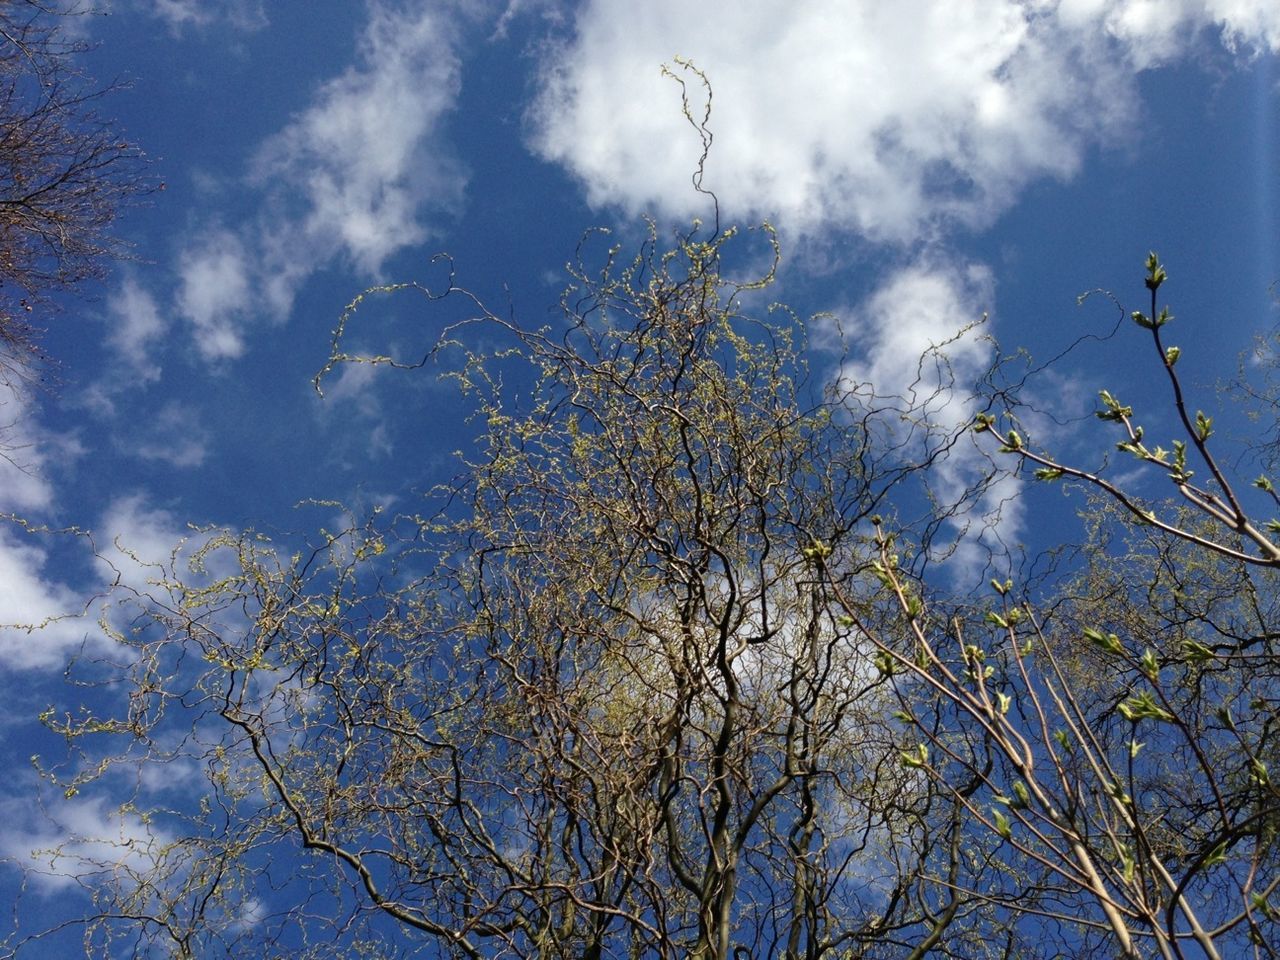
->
835, 256, 1019, 568
0, 791, 173, 893
0, 525, 99, 671
132, 402, 210, 468
176, 228, 253, 361
173, 2, 467, 363
0, 383, 56, 514
0, 494, 203, 673
104, 275, 168, 382
133, 0, 268, 34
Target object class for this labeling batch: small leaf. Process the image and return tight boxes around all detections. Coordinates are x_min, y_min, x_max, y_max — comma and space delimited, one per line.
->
1251, 759, 1269, 787
1164, 345, 1180, 366
1139, 648, 1160, 681
999, 430, 1023, 453
1180, 638, 1215, 664
874, 650, 897, 678
993, 808, 1012, 840
1203, 840, 1228, 869
1144, 252, 1167, 290
1195, 410, 1213, 441
1034, 466, 1065, 481
1011, 781, 1030, 809
901, 744, 929, 769
1117, 690, 1175, 724
1120, 845, 1136, 884
1084, 627, 1125, 656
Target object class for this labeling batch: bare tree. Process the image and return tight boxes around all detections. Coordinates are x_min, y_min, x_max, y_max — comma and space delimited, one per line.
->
0, 0, 147, 386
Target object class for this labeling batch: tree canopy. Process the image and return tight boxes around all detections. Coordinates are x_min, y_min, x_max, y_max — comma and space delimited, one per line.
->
6, 220, 1276, 960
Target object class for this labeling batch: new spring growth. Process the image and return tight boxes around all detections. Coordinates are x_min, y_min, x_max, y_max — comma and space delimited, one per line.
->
901, 743, 929, 769
1117, 690, 1175, 724
1144, 251, 1167, 291
1097, 390, 1132, 422
1084, 626, 1125, 656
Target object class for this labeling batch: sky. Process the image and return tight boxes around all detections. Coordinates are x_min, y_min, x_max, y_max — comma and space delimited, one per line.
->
1, 0, 1279, 942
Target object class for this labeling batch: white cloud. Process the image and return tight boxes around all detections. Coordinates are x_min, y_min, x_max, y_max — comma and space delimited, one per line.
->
95, 495, 190, 599
0, 494, 200, 673
104, 275, 168, 382
838, 258, 996, 428
175, 2, 467, 362
836, 256, 1021, 567
530, 0, 1280, 242
251, 3, 465, 274
0, 383, 55, 514
176, 228, 253, 362
136, 0, 268, 33
0, 792, 172, 893
132, 402, 210, 468
0, 525, 102, 670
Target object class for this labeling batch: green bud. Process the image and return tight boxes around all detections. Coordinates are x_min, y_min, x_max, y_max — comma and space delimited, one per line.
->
1140, 648, 1160, 681
1084, 627, 1125, 656
1117, 690, 1175, 724
1144, 252, 1167, 290
901, 743, 929, 769
1195, 411, 1213, 441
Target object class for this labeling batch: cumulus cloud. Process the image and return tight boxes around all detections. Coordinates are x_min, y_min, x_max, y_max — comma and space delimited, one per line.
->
250, 5, 465, 274
0, 492, 211, 674
175, 2, 466, 362
0, 383, 55, 514
530, 0, 1280, 241
95, 495, 191, 599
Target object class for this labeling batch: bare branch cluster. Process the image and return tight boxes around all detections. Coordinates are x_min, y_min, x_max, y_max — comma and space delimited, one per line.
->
0, 0, 148, 385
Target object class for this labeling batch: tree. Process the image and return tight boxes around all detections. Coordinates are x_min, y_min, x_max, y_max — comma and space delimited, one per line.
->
0, 0, 146, 386
11, 240, 1277, 958
15, 224, 1030, 959
847, 255, 1280, 958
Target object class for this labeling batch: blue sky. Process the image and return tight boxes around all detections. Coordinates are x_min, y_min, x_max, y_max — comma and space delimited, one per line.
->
1, 0, 1279, 934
